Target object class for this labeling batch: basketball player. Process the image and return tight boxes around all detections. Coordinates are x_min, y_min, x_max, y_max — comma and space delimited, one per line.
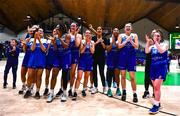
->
68, 23, 82, 97
117, 23, 139, 102
142, 29, 157, 98
24, 28, 48, 99
43, 29, 57, 96
145, 30, 168, 114
46, 24, 69, 103
72, 30, 95, 100
106, 28, 121, 97
19, 27, 34, 94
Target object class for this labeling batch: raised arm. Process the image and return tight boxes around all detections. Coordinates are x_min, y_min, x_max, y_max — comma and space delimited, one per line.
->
145, 35, 152, 54
21, 38, 27, 52
88, 24, 97, 35
47, 35, 57, 50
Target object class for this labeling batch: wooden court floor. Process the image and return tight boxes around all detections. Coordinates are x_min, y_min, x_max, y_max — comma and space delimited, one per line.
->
0, 61, 180, 116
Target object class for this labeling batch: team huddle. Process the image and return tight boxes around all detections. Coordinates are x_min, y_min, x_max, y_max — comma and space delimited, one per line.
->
3, 22, 168, 114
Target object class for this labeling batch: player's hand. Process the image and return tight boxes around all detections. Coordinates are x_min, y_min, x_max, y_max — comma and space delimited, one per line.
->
96, 38, 101, 44
129, 36, 133, 42
88, 24, 93, 29
21, 38, 26, 45
47, 35, 55, 41
111, 35, 115, 43
145, 34, 151, 42
56, 30, 63, 38
26, 38, 30, 42
126, 36, 130, 42
145, 34, 154, 45
75, 28, 80, 36
12, 46, 16, 51
35, 32, 40, 40
86, 41, 91, 46
100, 38, 104, 43
153, 37, 158, 44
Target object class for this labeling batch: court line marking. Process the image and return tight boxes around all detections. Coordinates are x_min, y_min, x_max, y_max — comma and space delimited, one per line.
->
79, 82, 177, 116
97, 91, 177, 116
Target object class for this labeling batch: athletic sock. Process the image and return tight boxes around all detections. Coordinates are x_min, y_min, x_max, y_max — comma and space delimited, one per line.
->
154, 100, 160, 106
50, 90, 54, 95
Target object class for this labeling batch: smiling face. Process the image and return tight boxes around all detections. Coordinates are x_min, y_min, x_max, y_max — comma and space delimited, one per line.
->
29, 28, 34, 36
70, 23, 77, 33
97, 26, 102, 35
153, 32, 161, 43
53, 29, 57, 35
85, 30, 92, 41
124, 23, 132, 34
10, 39, 17, 47
113, 28, 119, 37
38, 28, 44, 38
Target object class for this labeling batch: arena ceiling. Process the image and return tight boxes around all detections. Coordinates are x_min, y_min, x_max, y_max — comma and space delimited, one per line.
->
0, 0, 179, 33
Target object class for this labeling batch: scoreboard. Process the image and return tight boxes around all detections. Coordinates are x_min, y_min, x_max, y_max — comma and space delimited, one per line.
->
169, 32, 180, 50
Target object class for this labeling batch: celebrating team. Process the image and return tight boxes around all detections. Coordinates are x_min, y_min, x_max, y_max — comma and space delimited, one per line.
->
3, 22, 168, 114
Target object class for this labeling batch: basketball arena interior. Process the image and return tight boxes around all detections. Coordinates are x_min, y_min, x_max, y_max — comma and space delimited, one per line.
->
0, 0, 180, 116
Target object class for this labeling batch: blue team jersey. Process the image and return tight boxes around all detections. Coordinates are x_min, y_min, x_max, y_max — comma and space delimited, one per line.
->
28, 38, 48, 68
25, 33, 31, 39
106, 37, 119, 69
70, 34, 80, 64
62, 42, 72, 70
45, 40, 55, 69
78, 40, 94, 71
56, 37, 64, 56
120, 33, 137, 54
118, 33, 137, 71
22, 36, 32, 67
53, 35, 71, 69
151, 45, 168, 66
150, 43, 168, 80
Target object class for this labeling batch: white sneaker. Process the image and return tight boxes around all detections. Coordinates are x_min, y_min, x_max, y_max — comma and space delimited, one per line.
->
103, 87, 107, 94
61, 93, 67, 102
47, 93, 54, 103
91, 87, 98, 94
30, 89, 34, 95
89, 86, 93, 92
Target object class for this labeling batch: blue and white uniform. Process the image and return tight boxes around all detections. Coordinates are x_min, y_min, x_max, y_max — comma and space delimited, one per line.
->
118, 33, 137, 71
53, 35, 72, 70
78, 40, 94, 71
150, 43, 168, 80
106, 37, 119, 70
45, 40, 55, 70
53, 37, 64, 69
70, 34, 80, 64
28, 38, 48, 69
22, 34, 31, 67
62, 44, 72, 70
